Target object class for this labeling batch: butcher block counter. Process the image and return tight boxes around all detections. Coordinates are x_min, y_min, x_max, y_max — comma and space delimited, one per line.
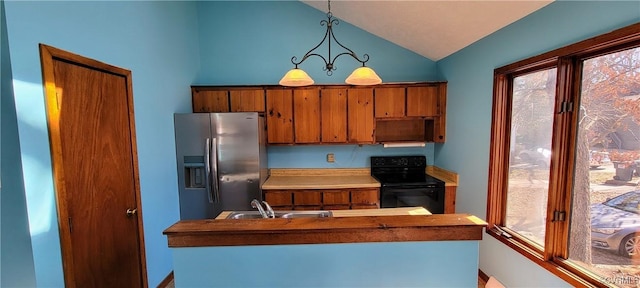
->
163, 208, 485, 248
261, 168, 380, 190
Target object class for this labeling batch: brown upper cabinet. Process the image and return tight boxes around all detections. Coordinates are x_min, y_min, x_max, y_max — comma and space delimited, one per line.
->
266, 89, 294, 144
347, 88, 375, 143
374, 87, 405, 118
192, 88, 229, 112
293, 88, 321, 143
191, 82, 446, 144
320, 88, 348, 143
407, 86, 439, 117
229, 89, 265, 112
192, 87, 265, 113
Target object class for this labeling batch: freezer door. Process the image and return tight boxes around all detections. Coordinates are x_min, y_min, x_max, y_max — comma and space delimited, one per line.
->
212, 112, 263, 211
174, 113, 218, 219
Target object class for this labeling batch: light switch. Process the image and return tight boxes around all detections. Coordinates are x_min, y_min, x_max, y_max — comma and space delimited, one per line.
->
327, 153, 335, 163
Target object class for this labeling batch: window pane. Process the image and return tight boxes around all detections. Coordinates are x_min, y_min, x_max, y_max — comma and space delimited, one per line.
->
505, 68, 557, 247
568, 47, 640, 287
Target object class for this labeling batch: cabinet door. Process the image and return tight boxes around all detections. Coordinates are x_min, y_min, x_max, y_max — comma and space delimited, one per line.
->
264, 190, 293, 207
374, 87, 405, 118
230, 89, 265, 112
266, 89, 294, 144
293, 191, 322, 206
192, 89, 229, 112
320, 88, 348, 143
347, 88, 374, 143
406, 86, 438, 117
434, 83, 447, 142
323, 190, 350, 205
351, 189, 379, 207
293, 89, 321, 143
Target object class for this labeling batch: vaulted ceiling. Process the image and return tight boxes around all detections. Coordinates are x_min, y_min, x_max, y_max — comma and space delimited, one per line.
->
302, 0, 554, 61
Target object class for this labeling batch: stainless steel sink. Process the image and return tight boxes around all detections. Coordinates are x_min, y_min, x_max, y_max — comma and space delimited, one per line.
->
226, 210, 332, 219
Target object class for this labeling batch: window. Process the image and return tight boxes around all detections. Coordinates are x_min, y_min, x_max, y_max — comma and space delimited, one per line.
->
488, 23, 640, 287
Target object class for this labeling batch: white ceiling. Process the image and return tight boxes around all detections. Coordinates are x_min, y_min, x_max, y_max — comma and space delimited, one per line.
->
302, 0, 554, 61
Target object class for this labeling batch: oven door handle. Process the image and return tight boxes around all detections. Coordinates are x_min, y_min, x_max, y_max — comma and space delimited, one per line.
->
383, 187, 440, 193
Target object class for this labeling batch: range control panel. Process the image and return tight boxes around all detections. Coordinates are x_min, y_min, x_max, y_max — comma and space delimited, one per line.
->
371, 156, 426, 168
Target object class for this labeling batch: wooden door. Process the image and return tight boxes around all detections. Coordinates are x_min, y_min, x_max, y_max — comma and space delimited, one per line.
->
191, 89, 229, 112
374, 87, 405, 118
40, 44, 147, 288
347, 88, 375, 143
293, 88, 321, 143
230, 89, 265, 112
320, 88, 347, 143
266, 89, 294, 143
406, 86, 438, 117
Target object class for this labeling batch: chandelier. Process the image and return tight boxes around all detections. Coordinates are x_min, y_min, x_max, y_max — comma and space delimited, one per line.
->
279, 0, 382, 87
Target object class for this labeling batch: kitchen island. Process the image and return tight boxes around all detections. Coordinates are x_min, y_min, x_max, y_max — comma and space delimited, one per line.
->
163, 208, 486, 287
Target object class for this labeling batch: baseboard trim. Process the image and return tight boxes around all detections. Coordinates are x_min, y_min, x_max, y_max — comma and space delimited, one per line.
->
479, 269, 490, 282
157, 271, 174, 288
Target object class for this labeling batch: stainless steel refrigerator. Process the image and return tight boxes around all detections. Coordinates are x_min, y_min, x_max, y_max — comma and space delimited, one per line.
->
174, 112, 268, 219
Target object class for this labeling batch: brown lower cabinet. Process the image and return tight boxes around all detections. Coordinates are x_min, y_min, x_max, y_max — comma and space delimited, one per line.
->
263, 188, 380, 210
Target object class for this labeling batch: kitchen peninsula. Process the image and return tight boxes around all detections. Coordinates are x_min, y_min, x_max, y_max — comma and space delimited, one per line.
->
163, 208, 486, 287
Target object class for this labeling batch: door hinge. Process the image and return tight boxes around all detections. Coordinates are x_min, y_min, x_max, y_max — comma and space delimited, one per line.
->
55, 92, 60, 110
552, 210, 566, 222
559, 101, 573, 113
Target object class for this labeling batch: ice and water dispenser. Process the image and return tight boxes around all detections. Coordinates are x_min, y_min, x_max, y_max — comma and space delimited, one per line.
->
183, 156, 206, 189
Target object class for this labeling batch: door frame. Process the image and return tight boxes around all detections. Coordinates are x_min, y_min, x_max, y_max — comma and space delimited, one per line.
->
39, 44, 148, 287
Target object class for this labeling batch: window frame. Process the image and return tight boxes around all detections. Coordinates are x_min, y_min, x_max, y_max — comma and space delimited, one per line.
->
487, 22, 640, 287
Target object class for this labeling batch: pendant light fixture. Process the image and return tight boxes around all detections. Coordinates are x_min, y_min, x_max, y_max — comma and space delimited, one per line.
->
279, 0, 382, 87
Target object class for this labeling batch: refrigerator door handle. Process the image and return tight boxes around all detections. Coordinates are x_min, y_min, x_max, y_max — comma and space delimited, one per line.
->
211, 137, 221, 203
204, 138, 213, 204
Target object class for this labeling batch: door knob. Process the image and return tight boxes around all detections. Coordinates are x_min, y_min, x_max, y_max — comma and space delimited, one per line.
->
126, 208, 137, 217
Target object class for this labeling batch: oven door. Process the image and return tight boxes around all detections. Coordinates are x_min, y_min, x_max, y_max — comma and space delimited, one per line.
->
380, 186, 445, 214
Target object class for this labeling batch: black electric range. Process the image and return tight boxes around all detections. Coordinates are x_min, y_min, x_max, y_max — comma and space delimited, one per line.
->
371, 156, 445, 213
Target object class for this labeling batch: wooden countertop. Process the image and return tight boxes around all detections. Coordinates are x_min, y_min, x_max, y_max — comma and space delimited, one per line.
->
164, 210, 486, 248
426, 166, 459, 187
262, 168, 379, 190
262, 167, 458, 190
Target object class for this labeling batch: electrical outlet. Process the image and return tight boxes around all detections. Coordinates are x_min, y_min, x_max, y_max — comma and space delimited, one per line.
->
327, 153, 335, 163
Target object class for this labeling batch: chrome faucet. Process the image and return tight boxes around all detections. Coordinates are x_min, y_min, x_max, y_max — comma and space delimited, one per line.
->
262, 201, 275, 218
251, 199, 269, 218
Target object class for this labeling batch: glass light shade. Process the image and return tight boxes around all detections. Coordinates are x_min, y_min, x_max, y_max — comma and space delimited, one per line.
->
345, 66, 382, 85
279, 68, 314, 87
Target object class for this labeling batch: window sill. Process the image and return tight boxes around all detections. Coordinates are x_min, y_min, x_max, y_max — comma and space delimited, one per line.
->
487, 229, 610, 288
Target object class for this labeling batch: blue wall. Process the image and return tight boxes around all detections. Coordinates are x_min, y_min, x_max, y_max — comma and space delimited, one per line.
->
196, 1, 440, 168
4, 1, 200, 286
195, 1, 439, 85
0, 1, 37, 286
3, 1, 435, 286
172, 241, 479, 287
7, 0, 635, 286
436, 1, 640, 286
